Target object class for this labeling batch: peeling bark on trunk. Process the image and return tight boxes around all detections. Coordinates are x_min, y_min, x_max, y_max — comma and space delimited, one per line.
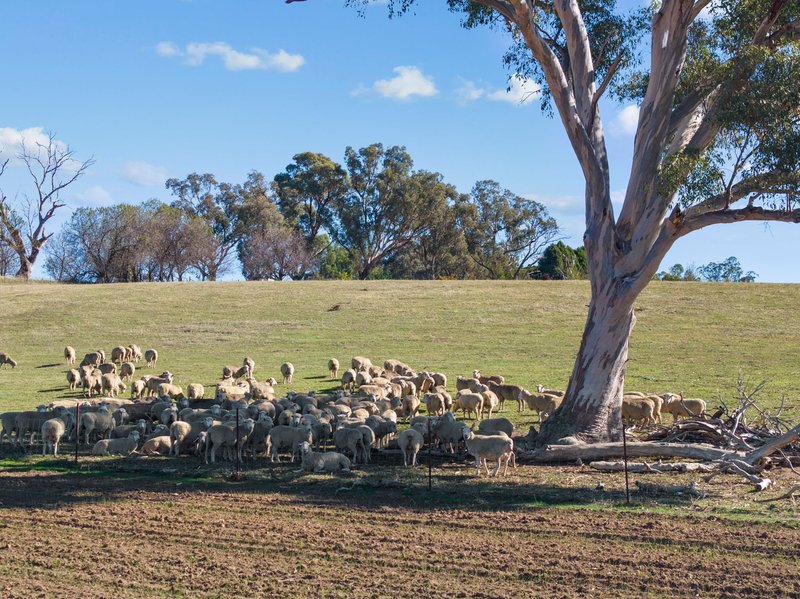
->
537, 280, 636, 445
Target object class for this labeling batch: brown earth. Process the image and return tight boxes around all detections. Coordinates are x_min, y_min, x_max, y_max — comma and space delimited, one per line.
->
0, 462, 798, 598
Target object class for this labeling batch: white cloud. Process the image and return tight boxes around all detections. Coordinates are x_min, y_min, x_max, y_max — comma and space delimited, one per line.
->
614, 105, 640, 135
487, 76, 541, 106
454, 78, 485, 104
121, 161, 169, 187
157, 41, 305, 72
365, 66, 438, 101
74, 185, 113, 207
0, 126, 68, 166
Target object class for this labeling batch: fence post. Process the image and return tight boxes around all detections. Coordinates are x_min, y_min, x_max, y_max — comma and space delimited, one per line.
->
235, 407, 241, 476
427, 416, 432, 492
75, 402, 80, 465
621, 412, 630, 504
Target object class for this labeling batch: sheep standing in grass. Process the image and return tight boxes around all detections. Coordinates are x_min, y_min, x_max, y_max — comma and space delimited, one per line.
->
398, 428, 424, 467
453, 392, 484, 421
463, 429, 514, 477
41, 417, 69, 456
144, 349, 158, 368
101, 373, 127, 398
120, 362, 135, 382
205, 418, 255, 464
80, 352, 102, 368
621, 396, 657, 426
280, 362, 295, 384
663, 396, 707, 422
64, 346, 76, 365
67, 369, 81, 390
187, 383, 205, 400
128, 344, 143, 363
328, 358, 339, 379
92, 431, 140, 456
0, 353, 18, 369
111, 346, 127, 364
295, 441, 351, 474
242, 356, 255, 376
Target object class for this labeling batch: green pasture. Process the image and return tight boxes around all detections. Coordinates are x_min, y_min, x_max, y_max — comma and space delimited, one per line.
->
0, 279, 798, 423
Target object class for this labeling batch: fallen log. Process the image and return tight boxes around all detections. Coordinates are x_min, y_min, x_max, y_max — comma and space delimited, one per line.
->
635, 480, 706, 499
589, 461, 716, 474
523, 442, 742, 463
742, 424, 800, 466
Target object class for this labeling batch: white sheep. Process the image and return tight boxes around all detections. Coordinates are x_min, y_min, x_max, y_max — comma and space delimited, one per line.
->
111, 346, 127, 364
328, 358, 340, 379
333, 426, 364, 464
243, 356, 255, 376
280, 362, 295, 384
0, 353, 18, 369
128, 344, 143, 363
144, 348, 158, 368
398, 428, 424, 467
453, 392, 484, 421
101, 373, 127, 398
340, 369, 357, 392
41, 417, 68, 455
351, 356, 373, 371
204, 419, 255, 464
120, 361, 135, 382
67, 368, 81, 390
463, 429, 514, 477
294, 441, 351, 474
92, 431, 140, 456
268, 424, 313, 463
477, 418, 515, 437
64, 346, 76, 365
140, 435, 172, 455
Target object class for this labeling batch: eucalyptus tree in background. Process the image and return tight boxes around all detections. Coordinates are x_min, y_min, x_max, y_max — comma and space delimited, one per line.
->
330, 0, 800, 444
327, 143, 455, 279
273, 152, 349, 256
0, 132, 93, 279
459, 180, 559, 279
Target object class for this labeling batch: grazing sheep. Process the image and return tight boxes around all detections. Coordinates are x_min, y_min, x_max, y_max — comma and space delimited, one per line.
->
80, 352, 102, 368
463, 429, 514, 477
351, 356, 372, 371
268, 425, 313, 463
131, 380, 146, 400
67, 368, 81, 391
120, 362, 135, 382
205, 418, 255, 464
481, 390, 499, 418
41, 417, 68, 455
453, 392, 484, 421
111, 346, 128, 364
144, 348, 158, 368
295, 441, 351, 474
101, 373, 126, 398
280, 362, 295, 384
98, 363, 117, 376
487, 381, 525, 408
0, 353, 18, 369
477, 417, 515, 437
663, 396, 707, 422
92, 431, 140, 456
64, 346, 76, 365
145, 372, 175, 397
621, 396, 658, 426
128, 344, 143, 363
333, 426, 365, 464
187, 383, 205, 400
140, 435, 172, 455
398, 428, 424, 467
518, 389, 562, 421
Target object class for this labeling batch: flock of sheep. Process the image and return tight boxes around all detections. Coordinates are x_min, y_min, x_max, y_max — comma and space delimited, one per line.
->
0, 345, 708, 477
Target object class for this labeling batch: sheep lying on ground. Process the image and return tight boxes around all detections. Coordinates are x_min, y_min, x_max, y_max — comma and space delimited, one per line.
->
294, 441, 351, 474
144, 348, 158, 368
140, 435, 172, 455
92, 431, 140, 456
398, 428, 424, 467
0, 353, 18, 369
280, 362, 295, 384
463, 429, 514, 477
64, 346, 76, 365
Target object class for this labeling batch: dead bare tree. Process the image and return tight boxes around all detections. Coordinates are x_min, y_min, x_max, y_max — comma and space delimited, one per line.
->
0, 132, 93, 279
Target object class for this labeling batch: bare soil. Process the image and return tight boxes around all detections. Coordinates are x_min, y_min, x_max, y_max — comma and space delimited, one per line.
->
0, 461, 798, 598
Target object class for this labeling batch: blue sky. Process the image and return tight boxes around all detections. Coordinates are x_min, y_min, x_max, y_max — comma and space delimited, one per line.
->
1, 0, 797, 282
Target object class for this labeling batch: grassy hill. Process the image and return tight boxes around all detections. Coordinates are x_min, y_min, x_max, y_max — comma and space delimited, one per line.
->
0, 278, 798, 420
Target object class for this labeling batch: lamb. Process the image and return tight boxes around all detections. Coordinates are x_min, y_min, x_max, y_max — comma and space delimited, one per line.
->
295, 441, 351, 474
92, 431, 140, 456
205, 418, 255, 464
101, 373, 127, 398
120, 362, 135, 382
268, 424, 313, 463
663, 396, 707, 422
398, 428, 424, 467
144, 348, 158, 368
140, 435, 172, 455
0, 353, 18, 369
64, 346, 76, 365
463, 429, 514, 477
280, 362, 295, 384
187, 383, 205, 400
41, 417, 68, 455
67, 368, 81, 390
453, 392, 484, 421
333, 426, 365, 464
477, 417, 515, 437
327, 358, 340, 379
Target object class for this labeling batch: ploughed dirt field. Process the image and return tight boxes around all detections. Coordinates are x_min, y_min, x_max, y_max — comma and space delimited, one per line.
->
1, 461, 799, 598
